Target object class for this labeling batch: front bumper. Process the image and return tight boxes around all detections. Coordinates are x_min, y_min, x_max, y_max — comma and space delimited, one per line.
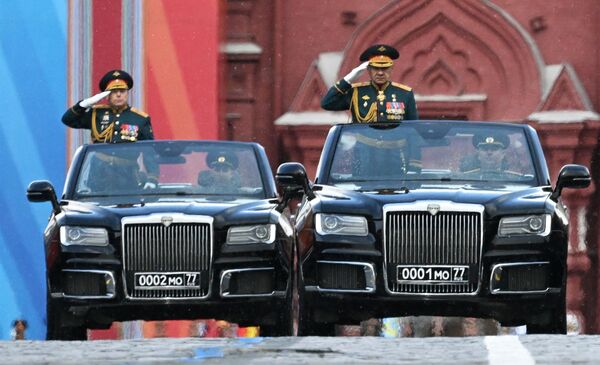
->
49, 253, 291, 327
300, 233, 566, 325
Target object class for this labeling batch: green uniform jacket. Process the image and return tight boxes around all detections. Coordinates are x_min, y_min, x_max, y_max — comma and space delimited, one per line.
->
321, 79, 418, 122
62, 102, 154, 143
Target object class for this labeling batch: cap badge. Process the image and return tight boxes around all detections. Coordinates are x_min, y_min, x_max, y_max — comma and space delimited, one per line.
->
112, 71, 121, 77
218, 156, 226, 163
485, 137, 494, 144
377, 46, 386, 52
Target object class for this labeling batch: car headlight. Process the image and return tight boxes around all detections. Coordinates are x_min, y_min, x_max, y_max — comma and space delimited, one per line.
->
226, 224, 276, 244
60, 226, 109, 246
315, 214, 368, 236
498, 214, 551, 237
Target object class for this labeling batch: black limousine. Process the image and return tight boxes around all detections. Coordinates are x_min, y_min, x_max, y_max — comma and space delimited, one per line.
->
28, 140, 294, 339
276, 120, 590, 335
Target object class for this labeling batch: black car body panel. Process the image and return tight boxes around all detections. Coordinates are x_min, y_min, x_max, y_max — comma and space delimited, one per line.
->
281, 120, 589, 335
29, 140, 294, 339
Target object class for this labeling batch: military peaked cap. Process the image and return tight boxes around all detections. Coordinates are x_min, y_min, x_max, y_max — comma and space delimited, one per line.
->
359, 44, 399, 68
472, 132, 510, 149
99, 69, 134, 91
207, 151, 239, 170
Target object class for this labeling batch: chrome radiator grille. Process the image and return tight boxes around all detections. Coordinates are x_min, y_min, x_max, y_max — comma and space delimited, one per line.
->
385, 206, 482, 294
123, 222, 212, 299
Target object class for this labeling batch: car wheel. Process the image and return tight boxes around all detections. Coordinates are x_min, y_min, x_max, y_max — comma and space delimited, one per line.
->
297, 292, 336, 336
526, 296, 567, 335
46, 298, 88, 341
259, 295, 294, 337
259, 310, 293, 337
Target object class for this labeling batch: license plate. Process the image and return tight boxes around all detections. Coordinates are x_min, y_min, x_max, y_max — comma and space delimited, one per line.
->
134, 272, 201, 289
396, 265, 469, 284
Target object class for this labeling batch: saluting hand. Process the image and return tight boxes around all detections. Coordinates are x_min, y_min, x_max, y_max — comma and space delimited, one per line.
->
79, 91, 111, 108
343, 61, 370, 83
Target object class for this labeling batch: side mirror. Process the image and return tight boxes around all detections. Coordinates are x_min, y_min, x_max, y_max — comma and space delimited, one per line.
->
27, 180, 61, 214
551, 164, 591, 200
276, 162, 315, 200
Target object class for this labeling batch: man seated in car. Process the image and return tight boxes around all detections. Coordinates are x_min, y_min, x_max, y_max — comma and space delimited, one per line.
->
461, 132, 521, 179
197, 151, 242, 194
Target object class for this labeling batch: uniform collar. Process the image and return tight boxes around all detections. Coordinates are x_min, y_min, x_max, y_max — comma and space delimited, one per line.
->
111, 104, 130, 114
370, 81, 390, 92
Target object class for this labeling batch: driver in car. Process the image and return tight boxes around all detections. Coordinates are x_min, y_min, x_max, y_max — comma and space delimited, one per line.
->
461, 132, 521, 179
197, 151, 241, 194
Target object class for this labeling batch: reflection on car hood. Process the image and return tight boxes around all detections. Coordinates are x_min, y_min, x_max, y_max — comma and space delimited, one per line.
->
315, 184, 552, 220
60, 199, 277, 231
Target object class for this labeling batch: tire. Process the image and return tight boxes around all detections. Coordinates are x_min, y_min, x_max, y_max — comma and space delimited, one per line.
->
259, 266, 295, 337
296, 290, 336, 336
46, 298, 87, 341
526, 296, 567, 335
259, 296, 294, 337
259, 311, 293, 337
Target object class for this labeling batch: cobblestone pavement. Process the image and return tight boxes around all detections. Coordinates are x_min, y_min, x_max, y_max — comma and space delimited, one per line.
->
1, 335, 600, 364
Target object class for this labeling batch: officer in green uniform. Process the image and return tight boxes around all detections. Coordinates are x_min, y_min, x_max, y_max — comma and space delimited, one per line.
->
321, 44, 418, 122
197, 151, 242, 194
62, 69, 154, 143
63, 70, 158, 190
461, 132, 522, 179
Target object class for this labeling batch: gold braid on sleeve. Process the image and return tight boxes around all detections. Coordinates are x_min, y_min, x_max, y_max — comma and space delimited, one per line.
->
90, 108, 115, 143
351, 88, 377, 123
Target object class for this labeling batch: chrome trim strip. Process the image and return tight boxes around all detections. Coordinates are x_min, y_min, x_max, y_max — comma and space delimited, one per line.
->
219, 268, 277, 298
61, 269, 116, 299
121, 214, 214, 301
489, 261, 551, 295
316, 260, 376, 293
382, 201, 485, 296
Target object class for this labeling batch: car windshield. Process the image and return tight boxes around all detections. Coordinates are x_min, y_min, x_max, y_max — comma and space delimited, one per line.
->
328, 122, 538, 190
73, 141, 266, 203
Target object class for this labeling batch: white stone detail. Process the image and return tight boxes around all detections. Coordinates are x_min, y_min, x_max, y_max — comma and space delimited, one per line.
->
528, 110, 600, 123
220, 42, 263, 55
317, 52, 344, 87
578, 207, 587, 252
415, 94, 487, 102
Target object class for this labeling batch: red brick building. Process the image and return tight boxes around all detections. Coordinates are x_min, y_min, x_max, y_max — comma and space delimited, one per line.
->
222, 0, 600, 333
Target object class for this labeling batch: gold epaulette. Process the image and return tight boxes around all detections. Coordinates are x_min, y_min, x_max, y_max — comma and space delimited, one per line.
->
92, 105, 110, 109
351, 81, 370, 88
131, 107, 149, 118
392, 82, 412, 91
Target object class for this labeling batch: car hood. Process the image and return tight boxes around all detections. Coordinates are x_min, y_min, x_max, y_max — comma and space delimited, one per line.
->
315, 184, 553, 220
58, 199, 278, 230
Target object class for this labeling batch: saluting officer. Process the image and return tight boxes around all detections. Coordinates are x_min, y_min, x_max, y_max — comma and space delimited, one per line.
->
321, 44, 418, 122
62, 69, 154, 143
